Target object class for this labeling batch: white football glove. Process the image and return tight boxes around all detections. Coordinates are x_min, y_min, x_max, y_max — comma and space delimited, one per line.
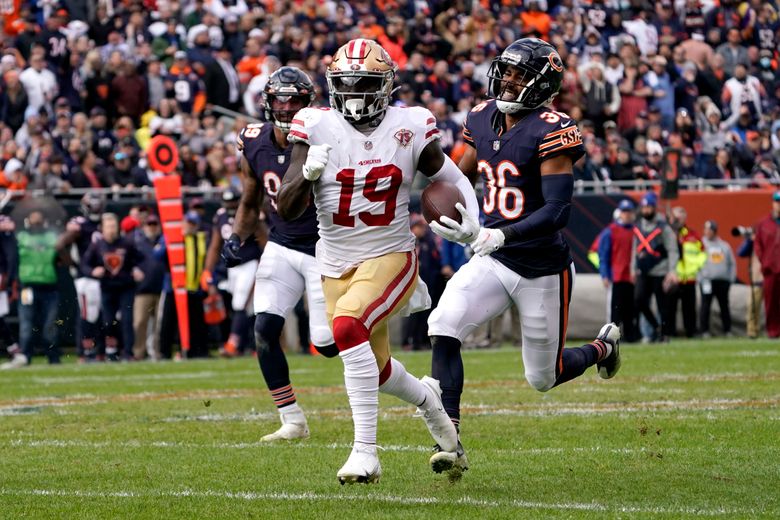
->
429, 203, 480, 244
302, 143, 332, 181
471, 227, 506, 256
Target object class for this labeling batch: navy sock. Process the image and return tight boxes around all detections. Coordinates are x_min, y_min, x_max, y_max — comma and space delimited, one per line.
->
431, 335, 463, 431
255, 313, 295, 408
553, 343, 601, 387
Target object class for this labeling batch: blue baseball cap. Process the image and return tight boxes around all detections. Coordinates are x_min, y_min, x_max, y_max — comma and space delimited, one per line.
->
184, 210, 201, 224
641, 192, 658, 207
618, 199, 635, 211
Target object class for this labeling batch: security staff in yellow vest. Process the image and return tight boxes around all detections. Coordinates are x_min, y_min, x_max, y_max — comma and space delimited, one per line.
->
669, 207, 707, 338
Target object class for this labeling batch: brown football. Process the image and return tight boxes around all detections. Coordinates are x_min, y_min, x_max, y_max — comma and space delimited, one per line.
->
421, 181, 465, 225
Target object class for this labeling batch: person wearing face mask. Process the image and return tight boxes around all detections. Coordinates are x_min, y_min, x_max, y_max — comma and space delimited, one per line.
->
130, 214, 166, 360
633, 192, 679, 342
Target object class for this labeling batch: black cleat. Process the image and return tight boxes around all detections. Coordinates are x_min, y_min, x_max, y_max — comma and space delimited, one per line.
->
596, 322, 622, 379
430, 439, 469, 475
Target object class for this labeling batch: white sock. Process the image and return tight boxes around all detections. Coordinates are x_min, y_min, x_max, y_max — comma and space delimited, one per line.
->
339, 341, 378, 446
379, 358, 426, 407
279, 402, 304, 421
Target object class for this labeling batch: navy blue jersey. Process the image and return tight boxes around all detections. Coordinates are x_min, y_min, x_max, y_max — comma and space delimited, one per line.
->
212, 207, 262, 264
67, 216, 101, 276
463, 101, 584, 278
238, 122, 319, 256
165, 70, 204, 114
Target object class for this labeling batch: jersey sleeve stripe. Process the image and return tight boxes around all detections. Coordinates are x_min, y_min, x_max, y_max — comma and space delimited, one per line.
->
543, 126, 577, 140
425, 128, 439, 139
426, 117, 435, 125
538, 140, 583, 158
291, 119, 305, 126
288, 129, 309, 141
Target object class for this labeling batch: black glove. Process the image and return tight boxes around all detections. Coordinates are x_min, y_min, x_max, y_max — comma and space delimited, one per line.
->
221, 233, 243, 268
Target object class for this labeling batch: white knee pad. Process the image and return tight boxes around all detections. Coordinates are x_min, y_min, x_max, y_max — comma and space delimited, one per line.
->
525, 370, 555, 393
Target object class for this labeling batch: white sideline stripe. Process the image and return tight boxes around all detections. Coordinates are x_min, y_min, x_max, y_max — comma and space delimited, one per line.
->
7, 439, 779, 457
0, 488, 758, 516
3, 395, 778, 417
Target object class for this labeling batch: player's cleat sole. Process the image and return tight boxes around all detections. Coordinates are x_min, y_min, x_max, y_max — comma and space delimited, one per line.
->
337, 445, 381, 485
596, 322, 622, 379
417, 376, 458, 453
430, 440, 469, 475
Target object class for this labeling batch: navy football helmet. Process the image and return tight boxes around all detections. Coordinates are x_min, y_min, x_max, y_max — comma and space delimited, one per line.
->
487, 38, 564, 114
262, 66, 315, 131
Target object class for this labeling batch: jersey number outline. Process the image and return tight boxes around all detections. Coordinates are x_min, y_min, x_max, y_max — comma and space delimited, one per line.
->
333, 165, 403, 227
243, 123, 264, 139
263, 171, 281, 210
478, 160, 525, 219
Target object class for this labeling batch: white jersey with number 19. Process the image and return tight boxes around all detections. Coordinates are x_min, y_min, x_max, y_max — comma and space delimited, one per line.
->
288, 106, 440, 277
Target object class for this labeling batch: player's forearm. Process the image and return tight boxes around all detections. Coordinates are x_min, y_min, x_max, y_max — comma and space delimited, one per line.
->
277, 176, 311, 221
501, 174, 573, 243
232, 195, 260, 242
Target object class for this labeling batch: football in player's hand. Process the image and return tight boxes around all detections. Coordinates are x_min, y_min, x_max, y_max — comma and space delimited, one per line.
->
421, 181, 465, 225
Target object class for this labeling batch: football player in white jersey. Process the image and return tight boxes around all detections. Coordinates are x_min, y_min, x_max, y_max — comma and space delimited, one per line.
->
278, 39, 478, 484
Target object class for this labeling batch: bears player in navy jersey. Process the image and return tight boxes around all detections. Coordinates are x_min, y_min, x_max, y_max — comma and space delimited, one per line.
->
222, 66, 337, 442
427, 38, 623, 474
56, 193, 106, 362
202, 188, 263, 357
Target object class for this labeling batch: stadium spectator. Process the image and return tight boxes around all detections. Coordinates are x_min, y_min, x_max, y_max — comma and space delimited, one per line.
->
16, 210, 61, 364
699, 220, 736, 337
0, 70, 29, 133
18, 50, 57, 112
753, 191, 780, 338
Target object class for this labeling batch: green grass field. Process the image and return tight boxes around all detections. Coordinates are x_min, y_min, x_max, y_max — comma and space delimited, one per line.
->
2, 339, 779, 519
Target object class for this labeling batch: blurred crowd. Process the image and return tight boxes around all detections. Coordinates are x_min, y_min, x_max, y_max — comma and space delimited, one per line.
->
0, 0, 779, 192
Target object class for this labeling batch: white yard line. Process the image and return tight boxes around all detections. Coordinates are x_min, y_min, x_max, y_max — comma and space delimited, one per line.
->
0, 488, 760, 516
6, 438, 778, 457
2, 394, 778, 418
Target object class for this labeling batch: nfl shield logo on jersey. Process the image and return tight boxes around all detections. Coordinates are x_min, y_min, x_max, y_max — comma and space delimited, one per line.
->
493, 140, 501, 151
394, 129, 414, 148
277, 155, 285, 164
